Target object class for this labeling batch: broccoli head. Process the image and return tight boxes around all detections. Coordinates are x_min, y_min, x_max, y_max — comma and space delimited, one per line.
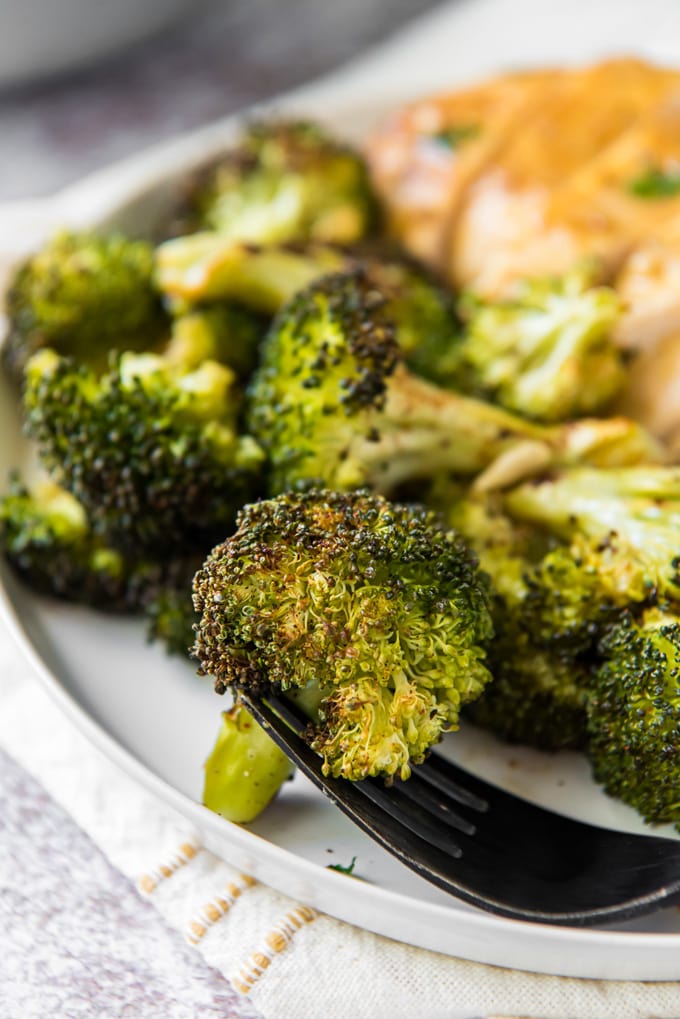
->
247, 270, 659, 496
23, 348, 264, 553
443, 493, 595, 750
468, 634, 592, 751
453, 266, 625, 423
3, 231, 165, 379
504, 466, 680, 606
0, 475, 133, 608
588, 609, 680, 827
192, 489, 494, 781
184, 120, 379, 246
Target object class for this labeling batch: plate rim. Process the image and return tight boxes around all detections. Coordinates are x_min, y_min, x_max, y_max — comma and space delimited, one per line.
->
3, 572, 680, 983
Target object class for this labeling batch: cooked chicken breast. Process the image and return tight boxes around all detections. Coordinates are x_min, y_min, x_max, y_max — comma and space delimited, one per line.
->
449, 59, 680, 297
365, 68, 560, 267
369, 56, 680, 366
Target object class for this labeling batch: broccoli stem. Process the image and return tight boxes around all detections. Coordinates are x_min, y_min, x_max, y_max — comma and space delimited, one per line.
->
341, 367, 661, 493
155, 234, 343, 313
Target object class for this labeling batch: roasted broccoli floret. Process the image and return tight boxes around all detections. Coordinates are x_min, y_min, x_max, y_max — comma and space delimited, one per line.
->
0, 475, 133, 607
452, 267, 625, 423
3, 231, 165, 380
588, 609, 680, 827
203, 704, 294, 823
192, 489, 494, 781
505, 466, 680, 606
0, 475, 210, 649
24, 348, 264, 553
247, 271, 659, 496
184, 120, 379, 246
442, 493, 594, 750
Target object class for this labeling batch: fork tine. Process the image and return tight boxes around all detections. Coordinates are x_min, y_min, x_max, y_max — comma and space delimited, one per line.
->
240, 692, 680, 926
413, 756, 489, 813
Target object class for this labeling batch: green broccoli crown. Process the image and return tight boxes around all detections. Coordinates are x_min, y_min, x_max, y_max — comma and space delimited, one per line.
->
248, 271, 659, 498
4, 231, 165, 379
588, 609, 680, 827
192, 488, 494, 781
468, 631, 591, 751
505, 467, 680, 605
444, 493, 603, 751
187, 120, 379, 246
24, 348, 264, 552
455, 266, 625, 423
247, 269, 400, 493
357, 255, 462, 385
0, 475, 132, 607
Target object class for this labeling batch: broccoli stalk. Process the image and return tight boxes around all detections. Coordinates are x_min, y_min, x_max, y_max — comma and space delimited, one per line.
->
183, 120, 379, 245
155, 235, 345, 314
247, 271, 660, 497
192, 489, 494, 782
454, 266, 626, 422
203, 704, 294, 823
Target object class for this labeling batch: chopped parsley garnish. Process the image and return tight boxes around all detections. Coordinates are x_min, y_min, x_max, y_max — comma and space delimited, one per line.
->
327, 855, 357, 875
430, 124, 481, 150
628, 167, 680, 199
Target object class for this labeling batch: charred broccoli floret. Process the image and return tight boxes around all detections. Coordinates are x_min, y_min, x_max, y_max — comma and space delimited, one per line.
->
184, 120, 379, 246
3, 231, 165, 380
505, 467, 680, 606
23, 348, 264, 553
247, 271, 659, 496
443, 493, 594, 750
0, 475, 133, 608
588, 609, 680, 827
453, 267, 625, 423
192, 489, 494, 782
203, 704, 294, 823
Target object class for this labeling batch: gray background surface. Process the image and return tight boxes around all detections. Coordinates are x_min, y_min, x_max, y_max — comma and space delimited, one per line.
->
0, 0, 438, 200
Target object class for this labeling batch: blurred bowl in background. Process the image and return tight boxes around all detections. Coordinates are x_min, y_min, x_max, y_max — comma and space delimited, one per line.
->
0, 0, 202, 89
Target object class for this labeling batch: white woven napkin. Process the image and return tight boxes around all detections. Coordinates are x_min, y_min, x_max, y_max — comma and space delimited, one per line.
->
0, 618, 679, 1019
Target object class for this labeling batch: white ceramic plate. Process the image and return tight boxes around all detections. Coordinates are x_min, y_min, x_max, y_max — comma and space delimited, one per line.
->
2, 0, 680, 982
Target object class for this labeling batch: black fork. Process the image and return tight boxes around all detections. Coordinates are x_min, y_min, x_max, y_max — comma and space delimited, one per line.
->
241, 692, 680, 927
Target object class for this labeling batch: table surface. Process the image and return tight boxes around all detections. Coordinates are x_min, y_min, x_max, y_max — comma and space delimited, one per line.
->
0, 3, 439, 1016
0, 0, 437, 201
